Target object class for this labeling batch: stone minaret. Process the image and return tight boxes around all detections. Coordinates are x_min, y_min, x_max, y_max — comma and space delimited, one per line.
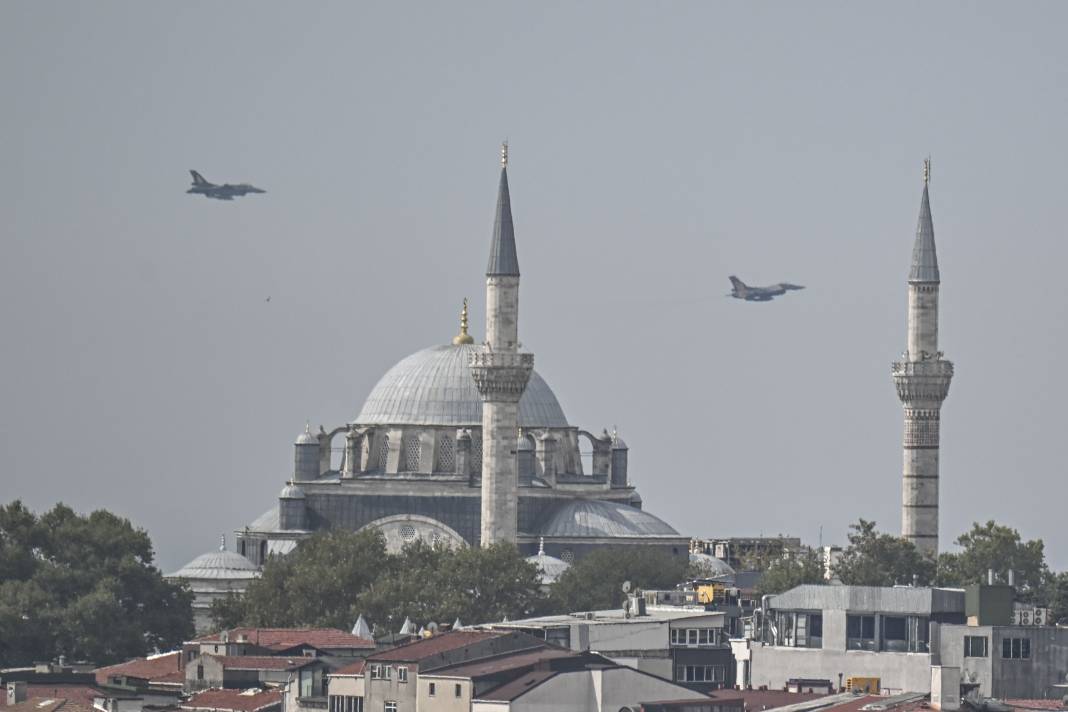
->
892, 159, 953, 557
470, 143, 533, 546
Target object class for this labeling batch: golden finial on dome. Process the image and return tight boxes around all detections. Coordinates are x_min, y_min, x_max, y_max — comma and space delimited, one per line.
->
501, 141, 508, 168
923, 156, 931, 186
452, 298, 474, 345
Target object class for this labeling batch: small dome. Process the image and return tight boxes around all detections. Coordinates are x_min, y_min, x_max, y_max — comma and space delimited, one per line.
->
526, 551, 570, 585
689, 552, 735, 577
167, 549, 259, 580
536, 499, 680, 539
355, 343, 568, 427
280, 484, 306, 499
296, 425, 318, 445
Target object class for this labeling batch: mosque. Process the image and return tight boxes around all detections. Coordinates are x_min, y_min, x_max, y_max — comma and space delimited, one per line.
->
172, 145, 687, 605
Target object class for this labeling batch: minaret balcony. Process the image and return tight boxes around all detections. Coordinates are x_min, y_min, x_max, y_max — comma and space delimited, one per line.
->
470, 351, 534, 401
892, 358, 954, 404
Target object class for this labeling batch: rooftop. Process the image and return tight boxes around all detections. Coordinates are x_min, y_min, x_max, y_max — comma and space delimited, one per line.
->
427, 646, 577, 679
2, 699, 97, 712
0, 689, 101, 711
367, 630, 502, 663
94, 651, 183, 686
328, 660, 366, 677
492, 606, 723, 628
181, 688, 283, 712
193, 627, 373, 650
202, 656, 317, 672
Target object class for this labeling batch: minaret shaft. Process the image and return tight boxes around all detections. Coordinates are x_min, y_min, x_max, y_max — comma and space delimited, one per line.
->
893, 171, 952, 557
471, 150, 532, 547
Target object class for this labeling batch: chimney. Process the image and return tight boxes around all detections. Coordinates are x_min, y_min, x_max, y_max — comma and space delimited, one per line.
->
7, 682, 27, 705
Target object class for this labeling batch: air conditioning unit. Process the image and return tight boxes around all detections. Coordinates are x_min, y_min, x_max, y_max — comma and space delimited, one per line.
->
846, 677, 881, 694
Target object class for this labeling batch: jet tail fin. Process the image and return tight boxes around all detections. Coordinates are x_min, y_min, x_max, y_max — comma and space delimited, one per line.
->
190, 170, 210, 185
728, 275, 747, 291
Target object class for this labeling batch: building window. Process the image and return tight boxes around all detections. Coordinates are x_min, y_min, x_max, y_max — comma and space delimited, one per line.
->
196, 665, 204, 680
677, 665, 725, 683
384, 665, 392, 680
846, 614, 876, 651
384, 703, 396, 712
965, 636, 988, 658
471, 435, 483, 472
1002, 637, 1031, 660
454, 684, 462, 698
437, 435, 455, 472
403, 434, 421, 472
882, 616, 908, 652
378, 434, 390, 471
397, 667, 408, 683
428, 683, 435, 697
370, 665, 381, 680
687, 629, 699, 645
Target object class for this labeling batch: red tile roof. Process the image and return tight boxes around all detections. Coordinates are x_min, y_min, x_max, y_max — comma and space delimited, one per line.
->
208, 656, 317, 671
95, 651, 184, 685
329, 660, 366, 676
1004, 702, 1068, 712
181, 688, 282, 712
193, 628, 373, 650
4, 699, 97, 712
429, 646, 576, 678
0, 687, 101, 709
368, 630, 502, 663
729, 690, 825, 711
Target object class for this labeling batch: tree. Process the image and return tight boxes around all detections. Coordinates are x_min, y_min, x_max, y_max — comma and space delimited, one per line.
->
214, 531, 546, 632
754, 548, 826, 597
936, 521, 1048, 599
833, 519, 935, 587
0, 501, 194, 667
548, 547, 687, 612
1042, 571, 1068, 626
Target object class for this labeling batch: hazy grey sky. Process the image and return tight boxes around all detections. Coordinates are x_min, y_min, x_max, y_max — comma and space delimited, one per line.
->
3, 2, 1066, 573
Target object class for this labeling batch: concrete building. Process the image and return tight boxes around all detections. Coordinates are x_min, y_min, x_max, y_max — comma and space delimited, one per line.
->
488, 597, 733, 693
739, 583, 1068, 700
892, 160, 953, 556
234, 146, 687, 564
736, 584, 966, 694
690, 538, 803, 571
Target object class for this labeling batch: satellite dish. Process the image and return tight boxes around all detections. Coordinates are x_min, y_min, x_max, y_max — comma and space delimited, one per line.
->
622, 580, 632, 594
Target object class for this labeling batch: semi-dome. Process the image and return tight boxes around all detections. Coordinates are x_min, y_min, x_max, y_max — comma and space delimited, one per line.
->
536, 499, 681, 539
168, 548, 260, 580
689, 552, 735, 578
526, 539, 570, 585
280, 484, 306, 499
355, 343, 568, 427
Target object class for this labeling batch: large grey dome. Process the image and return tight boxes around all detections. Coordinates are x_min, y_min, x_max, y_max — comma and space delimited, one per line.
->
167, 549, 259, 580
355, 343, 568, 427
536, 499, 681, 539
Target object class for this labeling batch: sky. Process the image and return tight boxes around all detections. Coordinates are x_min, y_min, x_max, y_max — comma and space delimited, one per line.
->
2, 1, 1066, 573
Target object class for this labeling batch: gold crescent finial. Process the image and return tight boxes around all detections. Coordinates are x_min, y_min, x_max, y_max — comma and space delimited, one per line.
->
923, 157, 931, 185
501, 141, 508, 168
452, 298, 474, 345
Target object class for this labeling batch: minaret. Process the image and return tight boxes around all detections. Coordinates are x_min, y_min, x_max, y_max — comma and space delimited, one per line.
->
470, 143, 533, 546
892, 159, 953, 557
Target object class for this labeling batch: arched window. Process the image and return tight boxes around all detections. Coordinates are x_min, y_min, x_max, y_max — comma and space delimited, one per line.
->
403, 434, 421, 472
437, 434, 455, 472
378, 434, 390, 471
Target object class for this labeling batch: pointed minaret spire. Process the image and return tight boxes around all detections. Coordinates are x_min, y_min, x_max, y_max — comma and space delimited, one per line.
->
909, 158, 940, 283
487, 142, 519, 277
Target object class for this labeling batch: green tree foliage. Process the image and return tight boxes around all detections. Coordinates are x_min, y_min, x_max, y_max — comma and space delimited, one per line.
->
0, 501, 194, 667
936, 521, 1048, 599
1042, 572, 1068, 626
548, 547, 688, 612
214, 531, 545, 632
753, 548, 826, 597
833, 519, 935, 587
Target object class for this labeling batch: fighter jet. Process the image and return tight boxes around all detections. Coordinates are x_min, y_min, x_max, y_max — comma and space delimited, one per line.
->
186, 170, 266, 201
728, 275, 805, 302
